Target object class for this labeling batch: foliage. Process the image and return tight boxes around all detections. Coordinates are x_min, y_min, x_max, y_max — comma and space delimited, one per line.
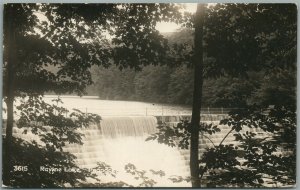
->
142, 4, 297, 186
3, 3, 184, 186
89, 10, 296, 107
90, 65, 136, 100
3, 3, 297, 188
4, 4, 105, 97
124, 163, 157, 187
89, 63, 264, 107
3, 96, 102, 187
206, 105, 296, 187
204, 4, 297, 77
83, 162, 191, 187
204, 74, 259, 107
16, 96, 101, 149
3, 3, 184, 97
147, 105, 296, 187
146, 120, 220, 150
250, 68, 296, 107
2, 136, 96, 188
93, 162, 118, 177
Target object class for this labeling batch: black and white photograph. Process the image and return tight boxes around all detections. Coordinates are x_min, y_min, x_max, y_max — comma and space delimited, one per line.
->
1, 3, 297, 188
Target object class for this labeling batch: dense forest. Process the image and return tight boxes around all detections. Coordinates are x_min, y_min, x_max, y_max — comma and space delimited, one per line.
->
86, 30, 296, 108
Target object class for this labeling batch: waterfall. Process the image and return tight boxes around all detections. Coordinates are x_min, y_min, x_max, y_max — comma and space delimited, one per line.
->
4, 112, 282, 187
4, 114, 235, 187
100, 116, 158, 137
64, 116, 191, 187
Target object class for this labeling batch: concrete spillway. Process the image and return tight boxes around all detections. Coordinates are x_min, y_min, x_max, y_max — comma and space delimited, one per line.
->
4, 114, 275, 187
5, 116, 193, 187
63, 116, 191, 187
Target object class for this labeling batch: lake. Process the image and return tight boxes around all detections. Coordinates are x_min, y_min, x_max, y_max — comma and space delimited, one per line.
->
41, 95, 192, 116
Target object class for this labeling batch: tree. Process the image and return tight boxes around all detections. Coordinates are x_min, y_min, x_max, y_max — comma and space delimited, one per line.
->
147, 3, 296, 187
167, 65, 194, 104
3, 3, 183, 186
3, 4, 107, 184
205, 74, 260, 108
190, 4, 205, 187
250, 68, 296, 107
190, 3, 296, 187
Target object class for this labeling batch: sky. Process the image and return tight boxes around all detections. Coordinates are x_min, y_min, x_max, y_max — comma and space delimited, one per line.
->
156, 3, 197, 33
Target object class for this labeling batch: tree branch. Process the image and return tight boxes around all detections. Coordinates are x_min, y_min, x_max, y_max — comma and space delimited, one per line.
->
200, 131, 216, 148
219, 128, 234, 146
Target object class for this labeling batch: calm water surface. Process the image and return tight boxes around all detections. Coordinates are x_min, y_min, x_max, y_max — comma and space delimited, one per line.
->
43, 95, 192, 116
2, 95, 192, 118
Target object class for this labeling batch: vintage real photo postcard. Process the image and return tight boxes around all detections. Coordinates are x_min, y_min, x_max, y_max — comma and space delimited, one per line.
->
2, 3, 297, 188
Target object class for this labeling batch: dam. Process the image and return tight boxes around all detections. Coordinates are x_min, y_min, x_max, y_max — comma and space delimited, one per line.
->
3, 96, 236, 187
4, 114, 231, 187
65, 116, 190, 186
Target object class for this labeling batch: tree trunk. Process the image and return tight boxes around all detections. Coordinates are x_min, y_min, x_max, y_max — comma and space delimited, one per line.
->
4, 96, 14, 185
3, 5, 16, 186
190, 3, 205, 187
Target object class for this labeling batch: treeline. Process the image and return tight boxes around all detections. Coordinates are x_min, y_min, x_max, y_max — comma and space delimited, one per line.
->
85, 29, 295, 107
87, 64, 295, 108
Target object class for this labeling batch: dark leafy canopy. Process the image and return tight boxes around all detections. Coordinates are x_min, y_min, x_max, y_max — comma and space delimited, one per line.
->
4, 4, 102, 96
3, 3, 183, 98
204, 4, 297, 77
109, 4, 182, 69
4, 3, 296, 97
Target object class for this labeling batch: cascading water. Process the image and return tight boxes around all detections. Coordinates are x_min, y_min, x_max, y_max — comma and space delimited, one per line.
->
64, 116, 191, 187
5, 110, 280, 187
5, 113, 237, 187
